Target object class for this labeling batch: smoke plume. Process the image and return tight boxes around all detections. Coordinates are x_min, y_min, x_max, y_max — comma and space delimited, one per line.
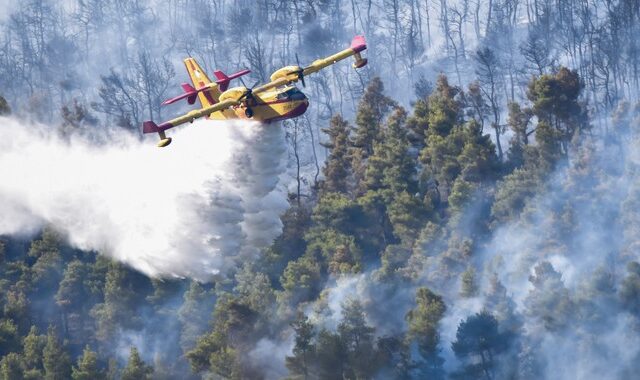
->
0, 117, 288, 280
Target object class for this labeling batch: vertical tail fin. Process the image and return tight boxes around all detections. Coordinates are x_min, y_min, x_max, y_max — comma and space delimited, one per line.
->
213, 70, 229, 84
183, 58, 220, 108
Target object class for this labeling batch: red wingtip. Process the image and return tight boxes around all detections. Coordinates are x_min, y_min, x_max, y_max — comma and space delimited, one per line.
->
351, 35, 367, 52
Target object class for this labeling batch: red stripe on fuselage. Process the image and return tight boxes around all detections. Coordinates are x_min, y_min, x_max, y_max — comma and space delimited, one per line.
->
257, 97, 308, 106
264, 101, 309, 123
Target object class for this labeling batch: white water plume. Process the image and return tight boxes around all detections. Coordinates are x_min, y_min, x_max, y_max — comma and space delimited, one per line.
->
0, 117, 288, 280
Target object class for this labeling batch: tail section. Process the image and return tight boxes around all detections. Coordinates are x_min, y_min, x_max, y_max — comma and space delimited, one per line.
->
214, 69, 251, 91
183, 58, 221, 108
213, 70, 229, 90
162, 83, 198, 106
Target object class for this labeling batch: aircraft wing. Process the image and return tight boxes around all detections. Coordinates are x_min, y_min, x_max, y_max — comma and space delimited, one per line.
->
303, 35, 367, 76
142, 98, 240, 147
251, 35, 367, 95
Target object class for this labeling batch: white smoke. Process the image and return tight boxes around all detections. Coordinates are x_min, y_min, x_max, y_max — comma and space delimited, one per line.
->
0, 116, 289, 280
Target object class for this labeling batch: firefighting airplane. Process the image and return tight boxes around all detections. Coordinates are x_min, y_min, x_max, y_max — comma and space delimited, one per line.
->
142, 35, 368, 147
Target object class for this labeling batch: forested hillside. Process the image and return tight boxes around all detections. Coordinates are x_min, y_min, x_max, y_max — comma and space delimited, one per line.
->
1, 1, 640, 380
2, 69, 640, 378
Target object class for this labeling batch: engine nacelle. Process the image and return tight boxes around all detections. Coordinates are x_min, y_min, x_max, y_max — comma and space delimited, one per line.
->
270, 66, 302, 82
219, 86, 248, 102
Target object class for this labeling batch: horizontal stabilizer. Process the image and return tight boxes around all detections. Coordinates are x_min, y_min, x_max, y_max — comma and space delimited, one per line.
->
214, 69, 251, 91
162, 83, 199, 106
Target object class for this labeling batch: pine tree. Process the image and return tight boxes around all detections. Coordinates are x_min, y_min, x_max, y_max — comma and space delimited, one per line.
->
352, 78, 396, 193
321, 115, 353, 194
451, 311, 513, 380
353, 77, 396, 155
71, 346, 105, 380
524, 262, 574, 331
42, 326, 71, 380
55, 260, 93, 346
387, 191, 428, 243
491, 167, 540, 223
531, 121, 563, 173
405, 287, 446, 379
426, 74, 462, 138
90, 262, 145, 342
406, 96, 430, 150
28, 228, 65, 300
186, 296, 258, 379
121, 347, 153, 380
378, 244, 412, 280
22, 326, 46, 374
307, 229, 362, 275
419, 75, 469, 200
484, 274, 521, 332
460, 267, 479, 298
280, 253, 323, 304
178, 281, 214, 352
55, 260, 89, 311
234, 264, 275, 314
527, 67, 588, 155
338, 299, 376, 379
364, 107, 417, 194
0, 319, 20, 357
285, 312, 316, 378
506, 102, 534, 169
315, 329, 347, 379
0, 353, 23, 380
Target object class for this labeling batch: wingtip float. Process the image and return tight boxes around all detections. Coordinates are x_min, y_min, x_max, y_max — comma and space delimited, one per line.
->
142, 35, 368, 147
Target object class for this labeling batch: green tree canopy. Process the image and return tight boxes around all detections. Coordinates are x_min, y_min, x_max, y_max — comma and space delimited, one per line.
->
121, 347, 153, 380
43, 327, 71, 380
71, 346, 105, 380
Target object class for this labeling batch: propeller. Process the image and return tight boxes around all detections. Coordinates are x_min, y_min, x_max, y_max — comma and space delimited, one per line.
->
237, 78, 260, 102
294, 53, 306, 87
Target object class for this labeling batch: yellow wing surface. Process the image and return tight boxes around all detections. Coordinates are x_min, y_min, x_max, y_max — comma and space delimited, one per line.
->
252, 35, 368, 95
143, 36, 367, 147
142, 99, 240, 147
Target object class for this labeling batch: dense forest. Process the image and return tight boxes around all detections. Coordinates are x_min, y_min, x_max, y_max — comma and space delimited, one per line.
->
2, 0, 640, 379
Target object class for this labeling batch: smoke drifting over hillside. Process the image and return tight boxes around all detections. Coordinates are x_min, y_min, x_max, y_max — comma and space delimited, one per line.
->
293, 123, 640, 379
0, 117, 288, 280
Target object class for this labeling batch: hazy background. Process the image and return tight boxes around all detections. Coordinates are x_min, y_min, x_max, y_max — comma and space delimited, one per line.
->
1, 1, 640, 379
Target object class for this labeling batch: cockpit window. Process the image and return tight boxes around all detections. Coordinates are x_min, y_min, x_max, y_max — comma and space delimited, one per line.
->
277, 88, 306, 100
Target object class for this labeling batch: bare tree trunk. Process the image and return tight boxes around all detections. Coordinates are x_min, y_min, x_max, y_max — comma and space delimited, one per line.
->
425, 0, 432, 47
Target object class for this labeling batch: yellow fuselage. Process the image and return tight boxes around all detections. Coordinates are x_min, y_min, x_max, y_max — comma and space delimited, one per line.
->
210, 85, 309, 123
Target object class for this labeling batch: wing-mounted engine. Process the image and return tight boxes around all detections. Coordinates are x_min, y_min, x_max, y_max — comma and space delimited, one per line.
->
219, 87, 249, 103
270, 66, 304, 83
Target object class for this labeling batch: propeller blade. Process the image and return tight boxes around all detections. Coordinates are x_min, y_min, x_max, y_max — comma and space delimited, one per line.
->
295, 53, 306, 87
